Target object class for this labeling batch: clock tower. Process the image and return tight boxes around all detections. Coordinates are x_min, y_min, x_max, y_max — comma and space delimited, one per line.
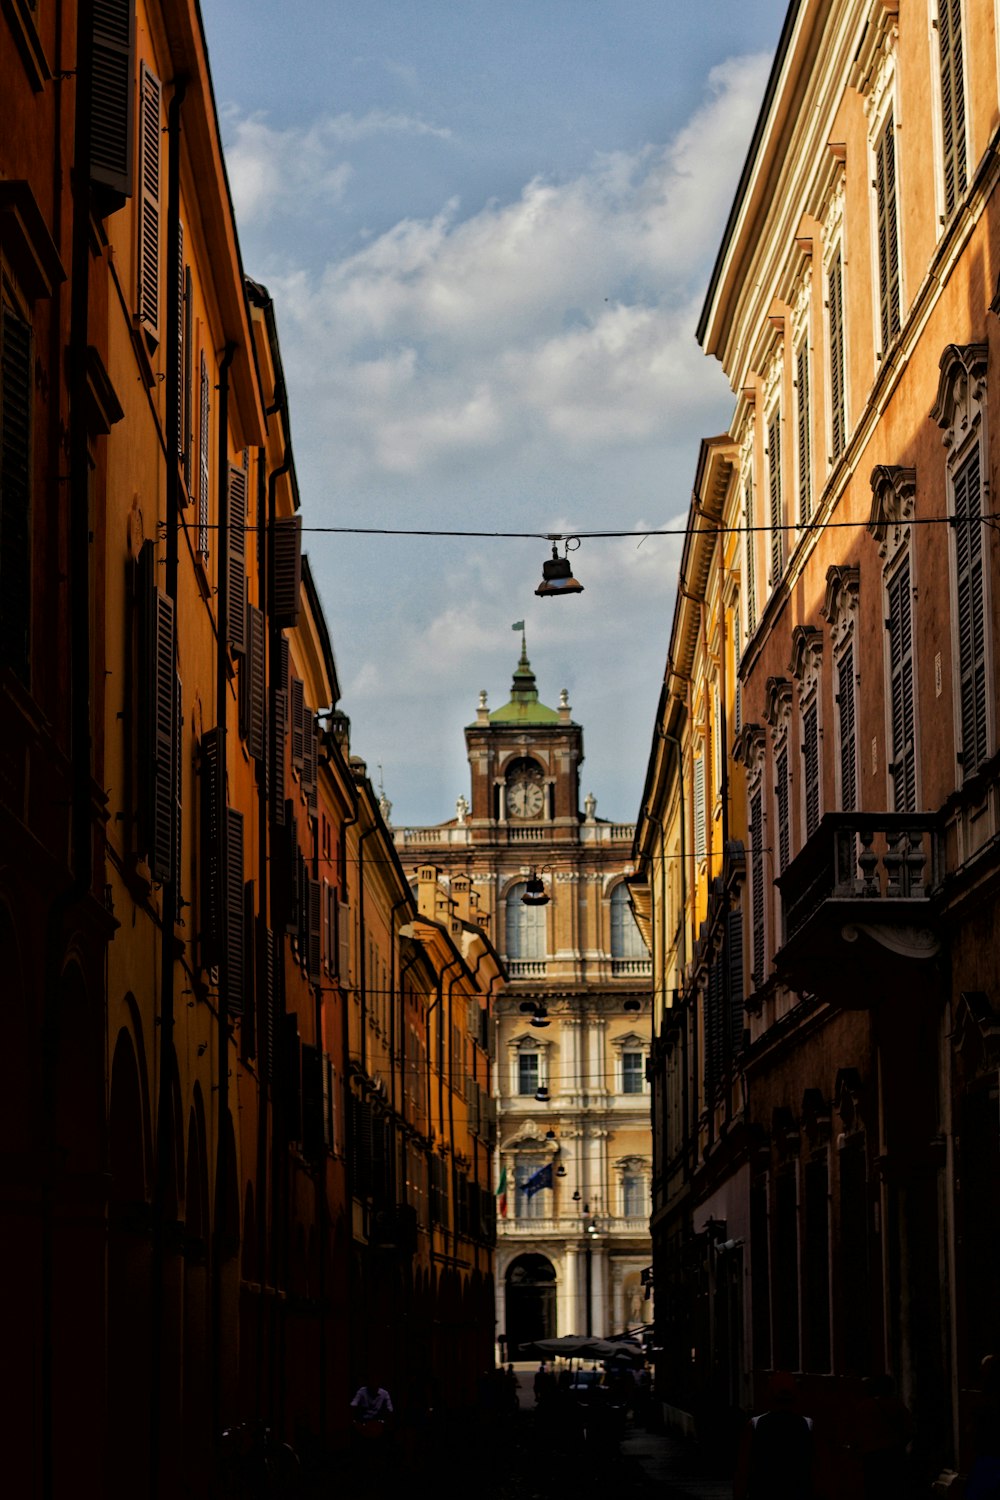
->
465, 628, 583, 836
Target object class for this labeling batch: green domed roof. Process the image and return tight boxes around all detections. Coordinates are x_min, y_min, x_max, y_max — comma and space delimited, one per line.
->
489, 633, 560, 724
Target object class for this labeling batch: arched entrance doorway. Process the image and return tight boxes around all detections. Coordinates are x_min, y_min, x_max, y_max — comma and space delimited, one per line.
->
505, 1254, 556, 1357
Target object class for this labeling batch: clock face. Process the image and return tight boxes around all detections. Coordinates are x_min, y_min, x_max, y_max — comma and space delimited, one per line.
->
506, 778, 545, 819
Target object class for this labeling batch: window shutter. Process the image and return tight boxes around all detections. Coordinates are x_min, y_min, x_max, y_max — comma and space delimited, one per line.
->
768, 414, 783, 581
307, 877, 321, 983
875, 112, 900, 350
837, 645, 857, 811
240, 603, 266, 761
271, 687, 287, 823
174, 675, 183, 902
137, 63, 162, 342
797, 342, 812, 524
257, 920, 276, 1082
226, 464, 247, 655
323, 882, 334, 974
282, 1015, 302, 1142
954, 445, 987, 774
338, 897, 351, 986
198, 351, 210, 557
775, 747, 790, 873
727, 907, 744, 1052
828, 250, 845, 460
199, 727, 223, 968
744, 478, 756, 635
182, 268, 192, 494
302, 715, 318, 813
734, 608, 743, 736
707, 957, 722, 1088
225, 807, 244, 1014
242, 881, 256, 1059
176, 221, 185, 465
270, 515, 301, 626
750, 789, 765, 986
90, 0, 135, 203
887, 557, 917, 811
290, 676, 305, 771
693, 754, 706, 861
0, 305, 33, 680
278, 634, 290, 696
323, 1056, 335, 1151
301, 1045, 325, 1158
803, 701, 820, 839
137, 541, 176, 883
939, 0, 967, 218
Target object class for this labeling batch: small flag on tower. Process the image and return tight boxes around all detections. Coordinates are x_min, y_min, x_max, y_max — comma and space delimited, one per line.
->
511, 620, 525, 632
496, 1165, 508, 1219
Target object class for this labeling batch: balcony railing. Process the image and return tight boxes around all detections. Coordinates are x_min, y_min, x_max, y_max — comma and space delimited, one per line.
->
499, 1214, 651, 1238
611, 957, 652, 976
778, 812, 943, 943
506, 959, 548, 978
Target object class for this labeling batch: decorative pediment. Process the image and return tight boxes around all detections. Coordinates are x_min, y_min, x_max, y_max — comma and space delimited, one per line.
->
789, 626, 823, 697
732, 722, 766, 772
930, 343, 988, 449
509, 1033, 549, 1053
821, 563, 860, 641
614, 1154, 650, 1175
763, 676, 793, 730
867, 465, 916, 559
835, 1067, 865, 1136
500, 1127, 556, 1153
610, 1031, 647, 1054
851, 0, 899, 108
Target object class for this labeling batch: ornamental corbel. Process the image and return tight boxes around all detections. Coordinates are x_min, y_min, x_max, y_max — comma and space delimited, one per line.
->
732, 722, 766, 772
867, 465, 916, 559
930, 343, 988, 449
763, 676, 793, 730
821, 563, 861, 641
789, 626, 824, 697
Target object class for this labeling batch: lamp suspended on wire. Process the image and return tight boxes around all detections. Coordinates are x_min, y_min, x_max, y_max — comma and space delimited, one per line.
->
521, 867, 550, 906
535, 536, 584, 597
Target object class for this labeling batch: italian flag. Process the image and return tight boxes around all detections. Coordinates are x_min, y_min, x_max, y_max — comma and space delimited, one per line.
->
495, 1165, 508, 1219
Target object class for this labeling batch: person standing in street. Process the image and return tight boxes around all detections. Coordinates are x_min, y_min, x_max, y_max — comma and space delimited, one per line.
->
733, 1373, 815, 1500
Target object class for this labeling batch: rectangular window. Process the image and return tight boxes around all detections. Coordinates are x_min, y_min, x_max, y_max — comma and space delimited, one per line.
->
953, 444, 988, 775
828, 249, 846, 461
515, 1160, 547, 1220
622, 1052, 644, 1095
775, 746, 790, 874
837, 644, 857, 811
750, 1177, 772, 1369
750, 788, 765, 985
623, 1175, 645, 1217
772, 1169, 800, 1371
713, 680, 722, 800
517, 1052, 539, 1096
693, 753, 706, 861
875, 110, 901, 350
198, 350, 210, 557
796, 341, 812, 524
803, 701, 820, 839
839, 1142, 871, 1374
887, 557, 917, 811
768, 412, 784, 581
802, 1155, 831, 1372
938, 0, 967, 219
744, 477, 757, 634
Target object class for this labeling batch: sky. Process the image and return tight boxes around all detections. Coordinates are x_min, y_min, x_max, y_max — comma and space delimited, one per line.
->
200, 0, 788, 827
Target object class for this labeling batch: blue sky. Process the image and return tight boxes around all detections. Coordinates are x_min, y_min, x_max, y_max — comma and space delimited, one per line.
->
201, 0, 787, 827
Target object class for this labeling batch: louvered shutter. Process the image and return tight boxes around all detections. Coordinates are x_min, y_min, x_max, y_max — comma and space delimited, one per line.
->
693, 755, 706, 861
242, 881, 256, 1058
887, 558, 917, 811
323, 1056, 335, 1151
939, 0, 967, 218
734, 609, 743, 735
768, 413, 783, 580
307, 878, 321, 983
137, 64, 162, 343
278, 634, 290, 696
271, 688, 287, 824
282, 1015, 302, 1141
875, 112, 900, 350
90, 0, 135, 203
257, 920, 275, 1082
240, 603, 266, 760
338, 897, 351, 986
270, 515, 301, 626
727, 908, 744, 1052
803, 702, 820, 839
175, 222, 185, 464
199, 727, 223, 968
750, 789, 765, 986
198, 351, 210, 557
776, 747, 790, 873
137, 541, 176, 883
744, 478, 756, 634
0, 305, 33, 680
828, 251, 845, 460
282, 805, 299, 937
183, 269, 192, 494
323, 882, 334, 974
290, 676, 305, 771
301, 1045, 324, 1158
797, 342, 812, 524
707, 958, 722, 1089
837, 645, 857, 811
225, 808, 244, 1014
174, 675, 183, 901
954, 445, 987, 774
226, 465, 247, 655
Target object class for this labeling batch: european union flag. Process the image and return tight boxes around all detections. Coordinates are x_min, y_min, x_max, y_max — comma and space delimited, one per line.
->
522, 1162, 553, 1198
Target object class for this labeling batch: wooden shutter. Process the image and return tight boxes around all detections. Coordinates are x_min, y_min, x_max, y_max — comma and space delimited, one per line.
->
875, 112, 900, 351
183, 268, 192, 494
174, 675, 183, 902
939, 0, 967, 218
240, 603, 266, 761
302, 715, 318, 813
338, 896, 351, 986
257, 920, 276, 1082
323, 1056, 335, 1151
278, 634, 290, 696
137, 63, 162, 342
227, 464, 247, 655
693, 754, 706, 861
734, 608, 743, 736
282, 1015, 302, 1141
803, 702, 820, 840
290, 676, 305, 771
224, 808, 244, 1014
828, 250, 845, 460
270, 515, 301, 626
707, 957, 722, 1089
137, 541, 176, 883
307, 877, 321, 983
90, 0, 135, 202
0, 305, 33, 680
175, 221, 185, 465
198, 351, 210, 556
837, 645, 857, 812
744, 478, 756, 635
242, 881, 256, 1058
954, 444, 987, 774
775, 747, 790, 873
768, 413, 783, 581
887, 557, 917, 811
727, 907, 744, 1052
199, 727, 223, 967
271, 687, 287, 823
796, 341, 812, 524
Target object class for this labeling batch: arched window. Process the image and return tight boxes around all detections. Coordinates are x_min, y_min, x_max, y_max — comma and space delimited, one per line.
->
610, 884, 645, 960
505, 883, 546, 959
